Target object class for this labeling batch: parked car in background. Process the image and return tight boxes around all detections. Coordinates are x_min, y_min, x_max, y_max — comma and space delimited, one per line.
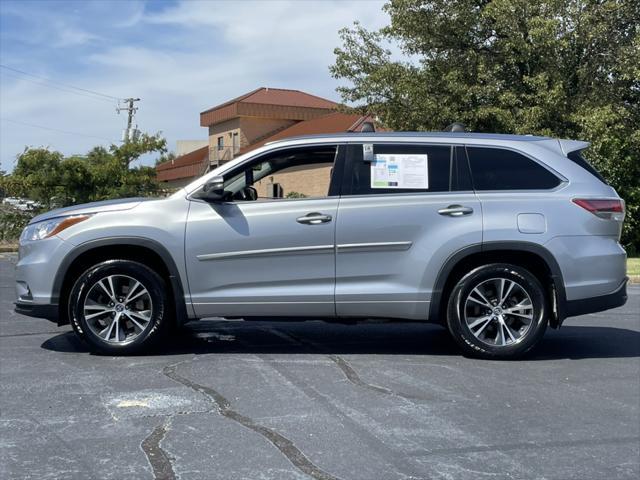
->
15, 132, 627, 358
2, 197, 42, 211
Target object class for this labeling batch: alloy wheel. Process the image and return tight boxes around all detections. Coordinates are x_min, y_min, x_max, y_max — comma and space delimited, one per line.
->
463, 277, 534, 347
83, 274, 153, 344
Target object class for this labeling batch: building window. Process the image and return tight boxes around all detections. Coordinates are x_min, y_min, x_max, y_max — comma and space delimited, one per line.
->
232, 132, 239, 154
217, 136, 224, 151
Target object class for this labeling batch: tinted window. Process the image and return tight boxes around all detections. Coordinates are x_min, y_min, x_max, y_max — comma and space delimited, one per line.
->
223, 145, 338, 200
467, 147, 560, 190
346, 144, 472, 195
568, 150, 607, 184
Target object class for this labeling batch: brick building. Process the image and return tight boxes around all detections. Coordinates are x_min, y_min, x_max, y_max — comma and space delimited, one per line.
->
156, 88, 376, 190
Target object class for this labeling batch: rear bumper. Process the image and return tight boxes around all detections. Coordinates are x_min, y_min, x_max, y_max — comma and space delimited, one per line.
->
564, 277, 628, 318
14, 301, 59, 324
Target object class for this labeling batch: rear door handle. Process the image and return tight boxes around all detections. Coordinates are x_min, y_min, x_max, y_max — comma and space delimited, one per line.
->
296, 212, 333, 225
438, 205, 474, 217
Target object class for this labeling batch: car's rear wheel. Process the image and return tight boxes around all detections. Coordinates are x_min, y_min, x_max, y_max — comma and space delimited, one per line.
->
446, 263, 548, 359
68, 260, 171, 355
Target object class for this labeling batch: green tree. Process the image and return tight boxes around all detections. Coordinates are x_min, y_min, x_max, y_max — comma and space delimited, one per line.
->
12, 148, 64, 209
2, 134, 167, 209
331, 0, 640, 253
112, 132, 167, 168
155, 151, 176, 166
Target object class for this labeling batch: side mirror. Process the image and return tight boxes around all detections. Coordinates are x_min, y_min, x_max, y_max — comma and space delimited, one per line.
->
206, 176, 225, 192
193, 176, 228, 202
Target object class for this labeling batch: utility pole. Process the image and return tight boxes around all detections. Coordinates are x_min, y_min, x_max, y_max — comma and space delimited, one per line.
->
117, 98, 140, 143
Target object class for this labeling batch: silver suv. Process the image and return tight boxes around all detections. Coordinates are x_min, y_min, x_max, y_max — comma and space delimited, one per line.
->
15, 133, 628, 358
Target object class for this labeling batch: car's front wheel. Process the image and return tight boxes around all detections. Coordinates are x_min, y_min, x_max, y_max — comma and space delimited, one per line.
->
446, 263, 548, 359
68, 260, 171, 355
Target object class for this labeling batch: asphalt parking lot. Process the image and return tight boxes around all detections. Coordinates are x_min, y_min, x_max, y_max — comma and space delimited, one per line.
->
1, 253, 639, 480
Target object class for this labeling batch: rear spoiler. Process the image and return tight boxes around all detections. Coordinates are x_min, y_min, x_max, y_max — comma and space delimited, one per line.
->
558, 139, 590, 156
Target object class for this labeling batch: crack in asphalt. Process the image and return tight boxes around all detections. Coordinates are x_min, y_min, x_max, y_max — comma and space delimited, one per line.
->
239, 326, 426, 479
141, 421, 176, 480
0, 331, 64, 338
162, 359, 341, 480
326, 353, 398, 396
256, 352, 426, 480
407, 435, 640, 456
264, 327, 435, 401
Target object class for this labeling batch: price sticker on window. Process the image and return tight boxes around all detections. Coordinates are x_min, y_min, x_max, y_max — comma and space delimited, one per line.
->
370, 154, 429, 189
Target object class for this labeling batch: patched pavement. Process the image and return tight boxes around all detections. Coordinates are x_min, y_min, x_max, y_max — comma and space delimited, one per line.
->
1, 254, 639, 479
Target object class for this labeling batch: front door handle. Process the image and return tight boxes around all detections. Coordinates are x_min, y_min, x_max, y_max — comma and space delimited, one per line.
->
438, 205, 474, 217
296, 212, 333, 225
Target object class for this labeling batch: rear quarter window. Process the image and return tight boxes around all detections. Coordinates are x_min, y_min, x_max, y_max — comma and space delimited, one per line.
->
467, 147, 561, 191
567, 150, 608, 184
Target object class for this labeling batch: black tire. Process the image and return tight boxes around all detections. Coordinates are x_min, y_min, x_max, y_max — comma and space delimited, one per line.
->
446, 263, 548, 359
68, 260, 172, 355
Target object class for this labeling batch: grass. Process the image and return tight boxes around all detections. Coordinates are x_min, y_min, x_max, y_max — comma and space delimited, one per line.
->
628, 257, 640, 277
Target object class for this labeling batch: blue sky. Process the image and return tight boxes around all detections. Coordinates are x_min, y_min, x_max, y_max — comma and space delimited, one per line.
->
0, 0, 387, 172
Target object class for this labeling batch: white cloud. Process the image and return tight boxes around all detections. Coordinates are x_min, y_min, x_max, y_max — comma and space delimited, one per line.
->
0, 0, 388, 171
51, 23, 100, 48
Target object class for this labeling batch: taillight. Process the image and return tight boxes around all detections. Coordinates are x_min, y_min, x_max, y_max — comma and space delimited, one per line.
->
572, 198, 625, 220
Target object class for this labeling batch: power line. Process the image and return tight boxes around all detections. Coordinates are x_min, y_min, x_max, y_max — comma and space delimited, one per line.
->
1, 118, 117, 143
0, 70, 115, 104
0, 64, 121, 101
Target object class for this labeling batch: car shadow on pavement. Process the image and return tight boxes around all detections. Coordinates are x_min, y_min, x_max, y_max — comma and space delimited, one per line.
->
40, 321, 640, 360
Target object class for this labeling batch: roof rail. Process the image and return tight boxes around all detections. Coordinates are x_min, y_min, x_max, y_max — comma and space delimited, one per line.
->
360, 121, 375, 132
445, 122, 466, 132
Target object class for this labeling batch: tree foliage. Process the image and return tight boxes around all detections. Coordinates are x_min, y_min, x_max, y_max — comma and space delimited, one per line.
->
331, 0, 640, 253
1, 133, 167, 210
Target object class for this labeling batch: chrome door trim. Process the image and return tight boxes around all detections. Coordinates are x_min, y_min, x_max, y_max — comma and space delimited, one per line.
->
336, 241, 413, 253
197, 244, 334, 261
193, 301, 333, 305
337, 300, 428, 304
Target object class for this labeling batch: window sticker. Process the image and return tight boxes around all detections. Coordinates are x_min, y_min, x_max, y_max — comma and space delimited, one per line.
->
370, 154, 429, 189
362, 143, 374, 162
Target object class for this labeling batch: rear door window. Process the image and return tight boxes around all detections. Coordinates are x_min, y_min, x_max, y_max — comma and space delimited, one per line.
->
466, 147, 561, 191
344, 144, 472, 195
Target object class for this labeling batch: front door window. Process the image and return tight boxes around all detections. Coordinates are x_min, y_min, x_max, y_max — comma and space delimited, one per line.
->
221, 145, 339, 201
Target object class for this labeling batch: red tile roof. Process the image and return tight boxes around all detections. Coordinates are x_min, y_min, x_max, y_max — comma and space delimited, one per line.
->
156, 145, 208, 182
202, 87, 338, 113
200, 87, 338, 126
240, 112, 372, 153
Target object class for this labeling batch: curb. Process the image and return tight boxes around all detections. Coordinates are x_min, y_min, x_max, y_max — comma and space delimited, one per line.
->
0, 247, 18, 253
630, 276, 640, 285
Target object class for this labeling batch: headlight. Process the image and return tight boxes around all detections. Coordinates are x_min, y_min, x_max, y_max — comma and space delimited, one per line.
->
20, 215, 92, 242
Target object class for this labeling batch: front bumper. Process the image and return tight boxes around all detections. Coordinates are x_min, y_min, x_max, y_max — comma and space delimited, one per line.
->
564, 277, 628, 318
14, 236, 73, 326
15, 301, 59, 323
15, 236, 73, 304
